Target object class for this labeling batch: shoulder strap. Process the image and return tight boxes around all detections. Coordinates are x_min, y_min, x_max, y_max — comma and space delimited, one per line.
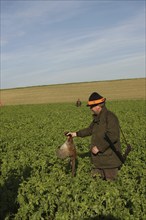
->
119, 126, 128, 146
105, 111, 125, 164
106, 111, 132, 163
119, 126, 132, 161
105, 134, 125, 163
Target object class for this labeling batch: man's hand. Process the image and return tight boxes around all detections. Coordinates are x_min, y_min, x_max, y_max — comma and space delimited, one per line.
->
91, 146, 99, 154
66, 132, 77, 137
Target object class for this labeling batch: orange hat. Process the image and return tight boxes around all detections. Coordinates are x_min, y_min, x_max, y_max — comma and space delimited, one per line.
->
87, 92, 106, 107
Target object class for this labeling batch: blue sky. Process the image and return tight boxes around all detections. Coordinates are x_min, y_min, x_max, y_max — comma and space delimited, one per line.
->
1, 0, 145, 89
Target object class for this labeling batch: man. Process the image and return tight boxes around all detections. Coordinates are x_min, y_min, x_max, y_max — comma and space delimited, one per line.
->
68, 92, 122, 181
76, 98, 82, 107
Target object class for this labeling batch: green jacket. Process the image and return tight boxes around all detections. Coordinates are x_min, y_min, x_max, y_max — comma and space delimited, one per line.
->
77, 106, 122, 169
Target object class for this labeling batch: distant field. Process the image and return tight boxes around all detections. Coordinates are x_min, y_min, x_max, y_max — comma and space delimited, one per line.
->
0, 78, 145, 105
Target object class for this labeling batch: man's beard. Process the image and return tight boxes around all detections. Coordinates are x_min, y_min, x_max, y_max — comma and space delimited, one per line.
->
92, 110, 99, 115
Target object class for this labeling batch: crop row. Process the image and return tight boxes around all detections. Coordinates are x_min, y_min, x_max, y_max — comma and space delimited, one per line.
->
0, 100, 145, 219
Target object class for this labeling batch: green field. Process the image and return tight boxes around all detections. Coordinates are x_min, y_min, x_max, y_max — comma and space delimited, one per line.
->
0, 78, 145, 105
0, 100, 145, 219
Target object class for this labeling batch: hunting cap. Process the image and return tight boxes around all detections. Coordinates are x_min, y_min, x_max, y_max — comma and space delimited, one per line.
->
87, 92, 106, 107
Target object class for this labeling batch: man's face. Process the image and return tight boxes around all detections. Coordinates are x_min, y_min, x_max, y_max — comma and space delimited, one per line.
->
90, 105, 102, 115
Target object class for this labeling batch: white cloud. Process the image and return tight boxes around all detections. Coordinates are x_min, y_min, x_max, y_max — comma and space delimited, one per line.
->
1, 54, 145, 89
1, 1, 145, 89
